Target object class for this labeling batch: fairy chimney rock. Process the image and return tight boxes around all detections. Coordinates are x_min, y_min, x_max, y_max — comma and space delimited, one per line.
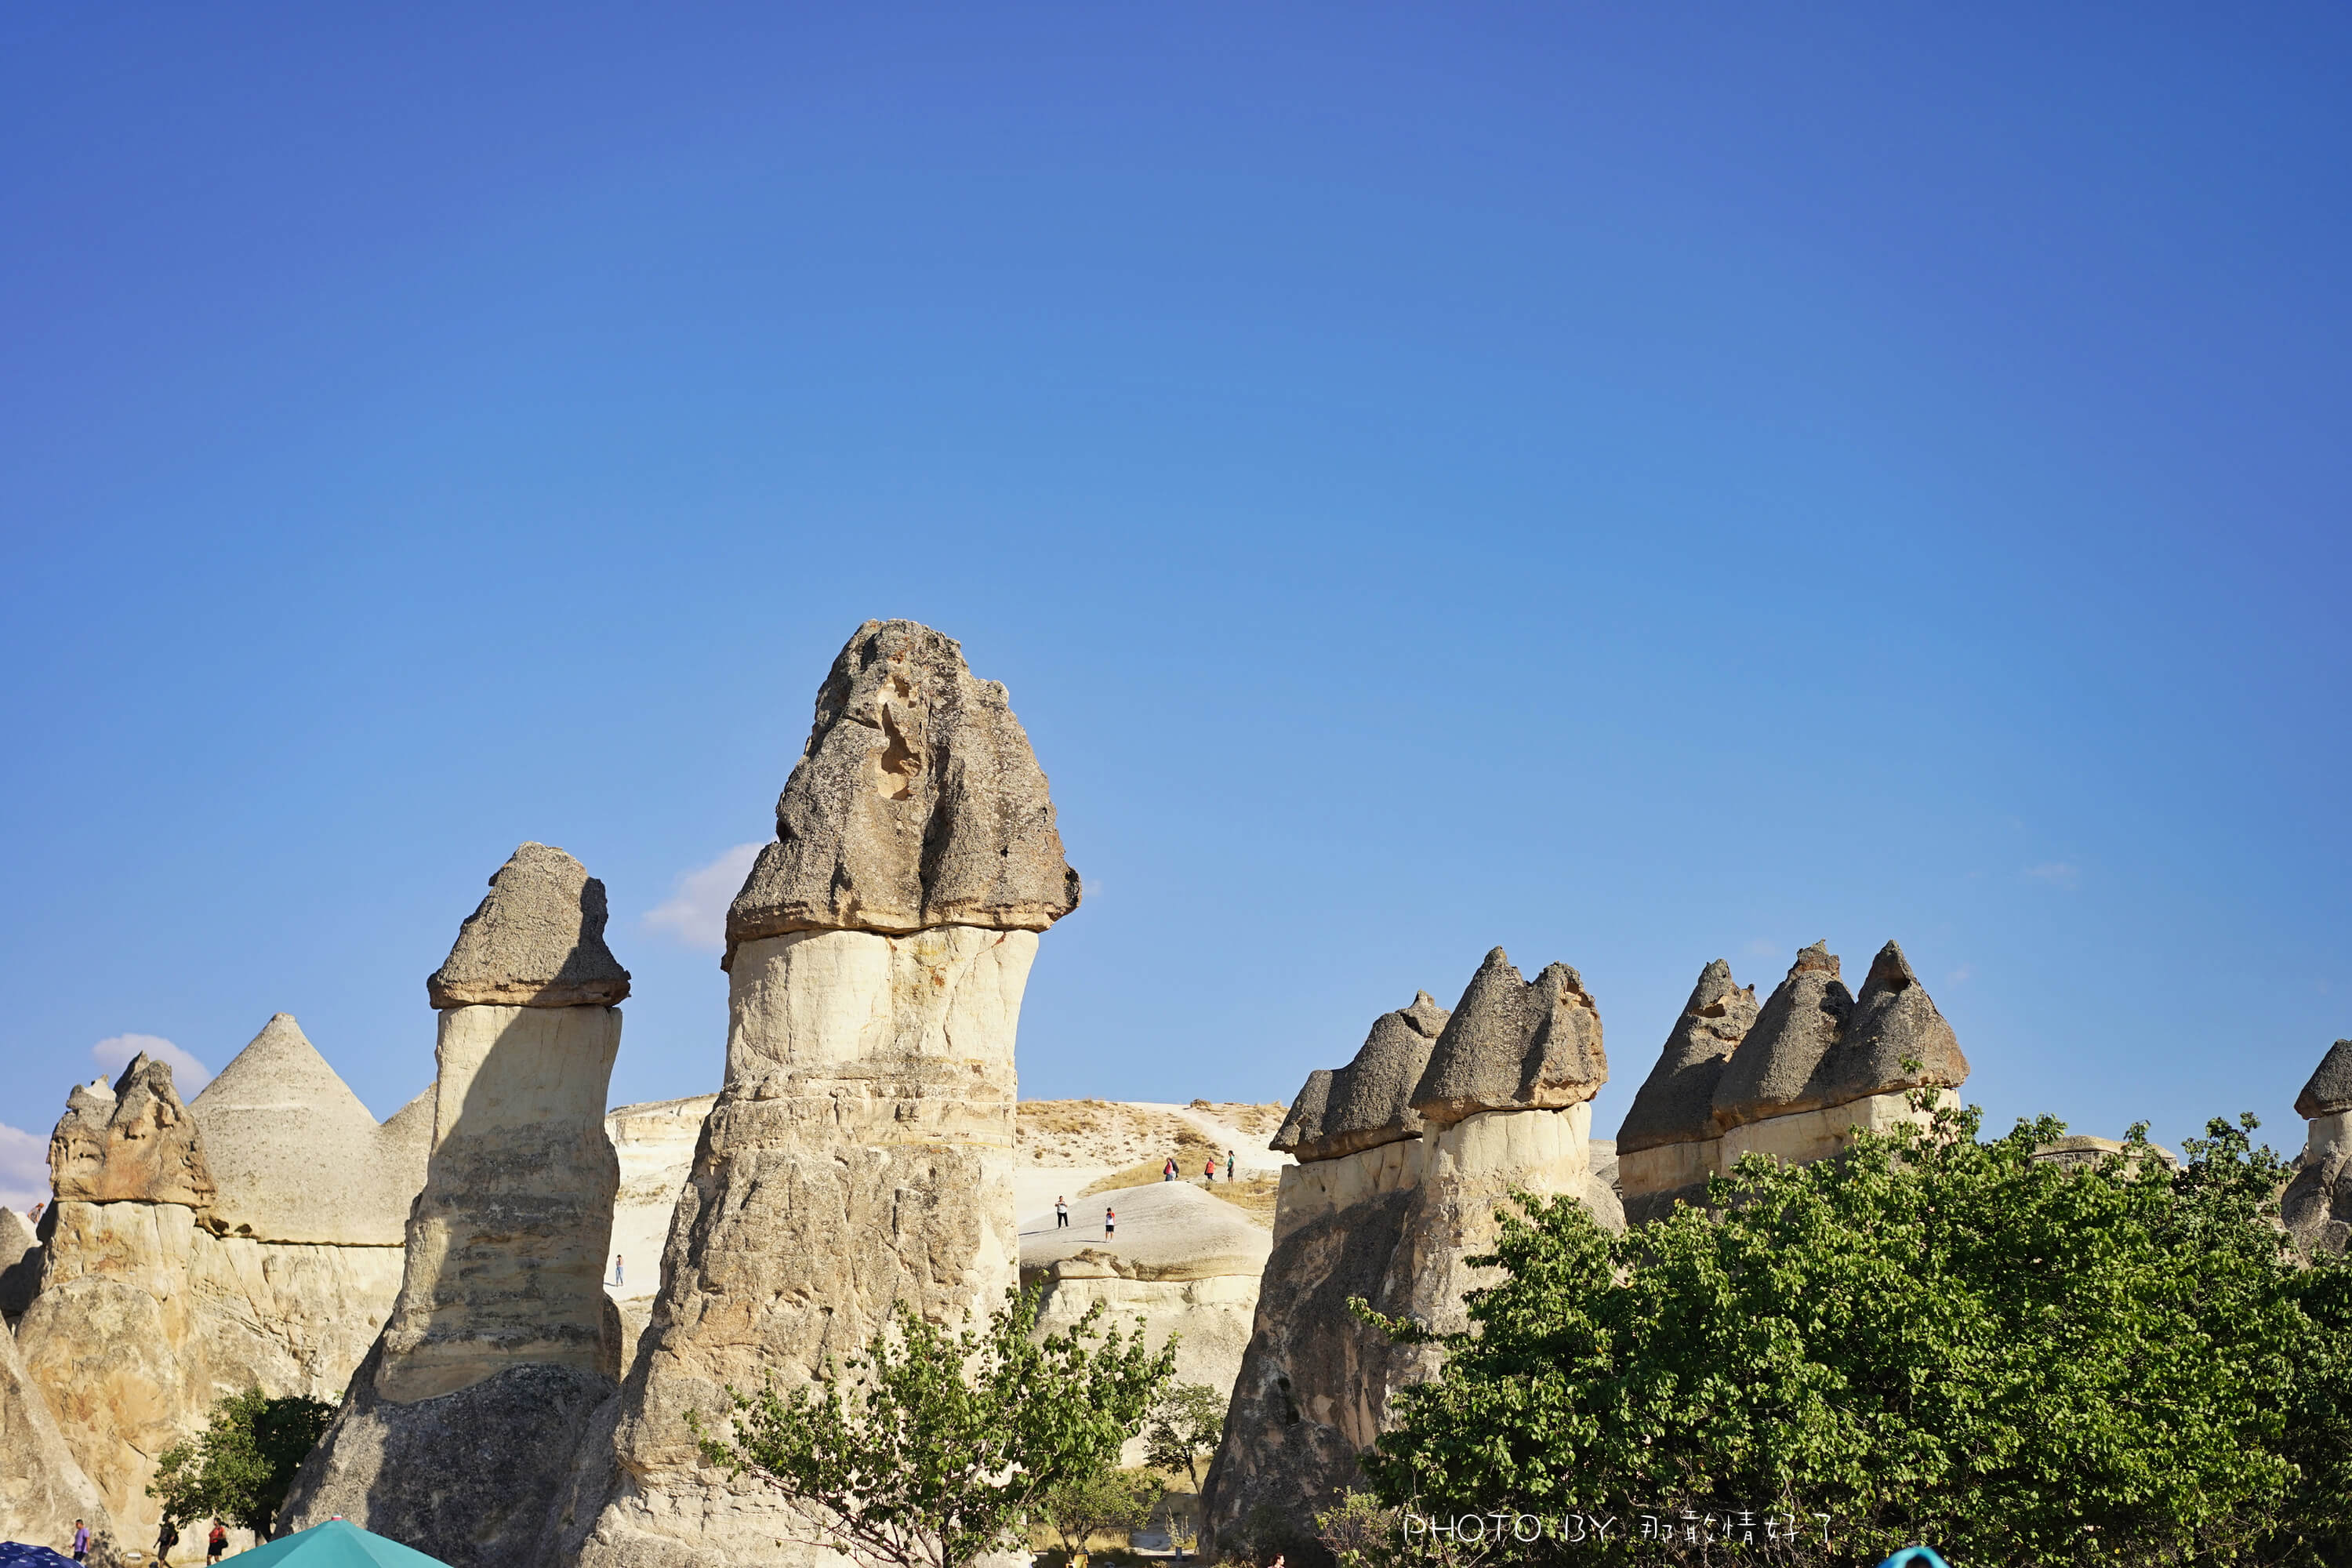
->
2296, 1040, 2352, 1121
1617, 960, 1759, 1155
723, 619, 1080, 965
1409, 949, 1606, 1128
1273, 992, 1450, 1163
49, 1057, 214, 1209
1817, 942, 1969, 1105
426, 842, 630, 1009
1710, 942, 1854, 1130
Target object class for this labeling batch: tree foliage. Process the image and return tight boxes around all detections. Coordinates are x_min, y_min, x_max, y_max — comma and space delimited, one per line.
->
1355, 1100, 2352, 1566
689, 1283, 1176, 1568
147, 1387, 336, 1535
1039, 1466, 1163, 1555
1144, 1381, 1228, 1493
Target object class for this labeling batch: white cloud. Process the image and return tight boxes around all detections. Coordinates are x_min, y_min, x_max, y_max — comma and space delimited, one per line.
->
1947, 963, 1976, 984
0, 1121, 49, 1213
641, 843, 765, 953
91, 1033, 212, 1094
2023, 862, 2082, 891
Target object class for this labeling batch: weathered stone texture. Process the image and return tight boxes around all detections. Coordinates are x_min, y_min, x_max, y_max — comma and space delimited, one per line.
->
1274, 993, 1448, 1163
1818, 942, 1969, 1107
191, 1014, 430, 1246
0, 1205, 39, 1322
1409, 949, 1606, 1127
0, 1290, 113, 1552
1617, 960, 1757, 1156
2296, 1040, 2352, 1121
430, 843, 632, 1009
574, 925, 1033, 1568
50, 1058, 215, 1209
1710, 943, 1853, 1129
724, 620, 1080, 960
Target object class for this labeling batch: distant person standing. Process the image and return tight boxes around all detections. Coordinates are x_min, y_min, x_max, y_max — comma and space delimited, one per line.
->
71, 1519, 88, 1563
1105, 1205, 1116, 1237
1204, 1154, 1217, 1181
1226, 1149, 1236, 1181
1163, 1156, 1177, 1181
612, 1253, 623, 1287
1054, 1196, 1069, 1228
157, 1516, 179, 1564
208, 1521, 228, 1563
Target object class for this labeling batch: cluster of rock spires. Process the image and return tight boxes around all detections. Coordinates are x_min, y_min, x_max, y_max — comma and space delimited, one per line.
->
1613, 940, 1969, 1223
1205, 949, 1617, 1553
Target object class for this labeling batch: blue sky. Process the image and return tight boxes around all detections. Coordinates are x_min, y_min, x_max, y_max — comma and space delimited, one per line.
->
3, 4, 2347, 1208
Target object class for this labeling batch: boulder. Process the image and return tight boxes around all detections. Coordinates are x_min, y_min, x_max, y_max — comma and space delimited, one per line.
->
724, 619, 1080, 961
0, 1285, 113, 1552
1709, 943, 1855, 1129
428, 843, 632, 1009
191, 1014, 429, 1247
1408, 950, 1606, 1128
1272, 993, 1448, 1163
49, 1058, 214, 1209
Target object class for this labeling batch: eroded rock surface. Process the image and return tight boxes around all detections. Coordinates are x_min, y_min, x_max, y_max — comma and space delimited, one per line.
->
0, 1287, 113, 1551
2286, 1040, 2352, 1254
429, 843, 632, 1009
1273, 993, 1447, 1163
1617, 960, 1757, 1224
1710, 943, 1854, 1129
725, 619, 1080, 960
0, 1205, 39, 1323
2296, 1039, 2352, 1120
49, 1058, 215, 1208
1409, 950, 1606, 1127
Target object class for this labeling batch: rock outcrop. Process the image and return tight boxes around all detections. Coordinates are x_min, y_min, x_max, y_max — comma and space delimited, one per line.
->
1615, 961, 1758, 1224
564, 622, 1080, 1568
1618, 942, 1969, 1222
1272, 993, 1447, 1163
2285, 1040, 2352, 1254
724, 619, 1081, 958
283, 844, 628, 1568
0, 1205, 39, 1323
15, 1029, 427, 1546
1206, 953, 1613, 1559
0, 1282, 113, 1552
1021, 1182, 1271, 1465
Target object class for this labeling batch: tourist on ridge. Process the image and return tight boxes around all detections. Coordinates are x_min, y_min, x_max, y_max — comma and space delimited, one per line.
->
1105, 1205, 1116, 1237
208, 1521, 227, 1563
1054, 1196, 1069, 1228
1162, 1156, 1176, 1181
1204, 1154, 1217, 1181
71, 1519, 88, 1563
612, 1253, 623, 1287
1226, 1149, 1235, 1181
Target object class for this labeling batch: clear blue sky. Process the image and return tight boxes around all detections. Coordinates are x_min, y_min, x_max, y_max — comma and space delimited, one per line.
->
4, 4, 2347, 1207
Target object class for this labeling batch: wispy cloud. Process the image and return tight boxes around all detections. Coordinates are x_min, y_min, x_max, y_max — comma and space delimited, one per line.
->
1947, 963, 1976, 984
92, 1033, 211, 1094
1743, 938, 1781, 958
642, 843, 765, 953
2023, 861, 2082, 891
0, 1121, 49, 1213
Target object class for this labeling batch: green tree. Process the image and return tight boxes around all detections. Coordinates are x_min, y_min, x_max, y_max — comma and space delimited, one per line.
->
1038, 1466, 1163, 1557
1142, 1381, 1227, 1493
147, 1388, 336, 1536
1355, 1100, 2352, 1566
690, 1283, 1176, 1568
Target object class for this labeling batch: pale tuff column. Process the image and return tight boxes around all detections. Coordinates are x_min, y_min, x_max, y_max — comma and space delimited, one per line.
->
282, 842, 630, 1568
575, 620, 1079, 1568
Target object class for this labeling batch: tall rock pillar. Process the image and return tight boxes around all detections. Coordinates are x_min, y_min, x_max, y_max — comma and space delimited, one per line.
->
282, 844, 630, 1566
568, 619, 1080, 1568
2283, 1039, 2352, 1253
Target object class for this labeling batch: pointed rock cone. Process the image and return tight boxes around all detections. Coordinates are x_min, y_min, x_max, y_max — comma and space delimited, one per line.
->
1710, 942, 1853, 1131
724, 619, 1080, 965
1617, 960, 1759, 1155
426, 842, 630, 1009
1274, 992, 1452, 1163
1410, 948, 1607, 1128
2296, 1040, 2352, 1121
1816, 941, 1969, 1106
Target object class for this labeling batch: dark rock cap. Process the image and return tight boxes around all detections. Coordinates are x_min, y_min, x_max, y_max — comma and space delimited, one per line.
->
1409, 948, 1608, 1128
428, 843, 631, 1009
49, 1054, 216, 1208
724, 620, 1080, 966
2296, 1040, 2352, 1120
1270, 1070, 1335, 1157
1272, 992, 1451, 1163
1813, 941, 1969, 1106
1710, 942, 1853, 1131
1616, 960, 1759, 1155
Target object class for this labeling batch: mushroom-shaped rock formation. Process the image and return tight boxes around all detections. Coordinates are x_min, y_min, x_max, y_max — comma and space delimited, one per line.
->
1816, 942, 1969, 1107
49, 1058, 214, 1209
724, 619, 1081, 964
427, 842, 631, 1008
1272, 993, 1449, 1163
284, 844, 627, 1568
191, 1014, 430, 1247
2285, 1039, 2352, 1254
2296, 1040, 2352, 1121
563, 621, 1078, 1568
1617, 960, 1758, 1155
1409, 949, 1606, 1127
1709, 942, 1854, 1130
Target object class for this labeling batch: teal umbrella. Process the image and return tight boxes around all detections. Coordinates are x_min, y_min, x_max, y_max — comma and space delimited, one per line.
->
230, 1523, 449, 1566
